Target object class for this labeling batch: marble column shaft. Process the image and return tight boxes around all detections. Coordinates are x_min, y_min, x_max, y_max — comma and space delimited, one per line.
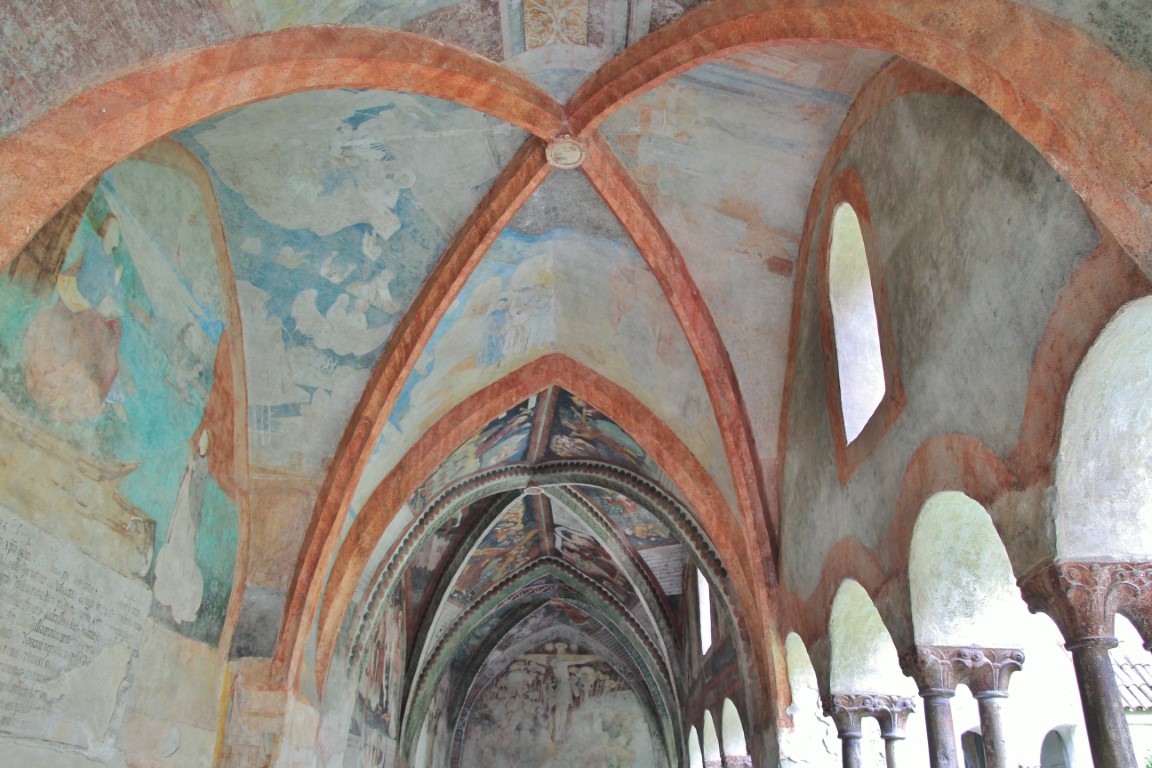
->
1020, 560, 1152, 768
900, 646, 1023, 768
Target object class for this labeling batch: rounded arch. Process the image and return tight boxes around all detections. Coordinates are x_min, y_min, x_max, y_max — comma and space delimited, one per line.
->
828, 580, 914, 696
1056, 295, 1152, 560
908, 491, 1023, 647
1040, 727, 1075, 768
721, 698, 749, 758
566, 0, 1152, 264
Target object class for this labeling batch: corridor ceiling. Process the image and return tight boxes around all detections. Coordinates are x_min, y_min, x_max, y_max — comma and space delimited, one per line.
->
7, 0, 1152, 765
0, 0, 905, 754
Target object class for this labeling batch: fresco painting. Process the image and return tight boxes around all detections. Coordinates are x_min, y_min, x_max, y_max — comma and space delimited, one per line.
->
599, 46, 893, 495
460, 639, 655, 768
351, 228, 560, 513
175, 90, 524, 477
545, 390, 650, 473
0, 156, 239, 645
575, 486, 676, 550
421, 396, 537, 501
348, 586, 407, 767
549, 501, 634, 599
449, 497, 542, 605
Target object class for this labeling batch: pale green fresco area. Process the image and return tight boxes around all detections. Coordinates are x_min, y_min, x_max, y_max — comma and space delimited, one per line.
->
0, 158, 238, 644
828, 580, 914, 696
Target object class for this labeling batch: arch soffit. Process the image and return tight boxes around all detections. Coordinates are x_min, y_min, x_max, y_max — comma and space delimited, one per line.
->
337, 464, 700, 694
309, 355, 760, 691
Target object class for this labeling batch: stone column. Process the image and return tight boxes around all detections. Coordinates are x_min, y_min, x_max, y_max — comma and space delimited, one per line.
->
824, 693, 916, 768
902, 646, 1024, 768
874, 695, 915, 768
956, 648, 1024, 768
824, 694, 864, 768
901, 647, 960, 768
1020, 560, 1152, 768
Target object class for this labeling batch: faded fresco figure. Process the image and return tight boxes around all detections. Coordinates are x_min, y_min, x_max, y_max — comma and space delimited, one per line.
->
153, 429, 210, 624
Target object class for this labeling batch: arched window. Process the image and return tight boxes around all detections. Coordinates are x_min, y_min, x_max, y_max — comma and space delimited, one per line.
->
829, 202, 885, 442
697, 568, 713, 655
819, 168, 903, 482
1040, 728, 1073, 768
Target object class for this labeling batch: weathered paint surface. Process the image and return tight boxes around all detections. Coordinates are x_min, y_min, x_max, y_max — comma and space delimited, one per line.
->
782, 92, 1098, 602
0, 156, 240, 644
176, 90, 524, 479
600, 45, 890, 490
460, 640, 657, 767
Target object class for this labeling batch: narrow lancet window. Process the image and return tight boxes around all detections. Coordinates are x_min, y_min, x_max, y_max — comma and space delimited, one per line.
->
829, 202, 886, 442
697, 569, 712, 654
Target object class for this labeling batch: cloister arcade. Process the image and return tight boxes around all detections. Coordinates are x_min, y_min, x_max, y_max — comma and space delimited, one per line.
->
1, 1, 1152, 767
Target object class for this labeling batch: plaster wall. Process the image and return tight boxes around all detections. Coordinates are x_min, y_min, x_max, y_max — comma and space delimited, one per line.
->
781, 92, 1097, 602
1054, 295, 1152, 559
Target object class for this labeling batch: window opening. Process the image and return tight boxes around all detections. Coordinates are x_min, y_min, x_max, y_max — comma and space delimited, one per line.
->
697, 569, 712, 655
1040, 728, 1072, 768
829, 202, 886, 442
961, 730, 987, 768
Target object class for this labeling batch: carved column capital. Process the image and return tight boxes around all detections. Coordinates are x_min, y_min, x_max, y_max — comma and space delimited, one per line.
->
822, 693, 916, 739
1019, 560, 1152, 647
900, 646, 1024, 698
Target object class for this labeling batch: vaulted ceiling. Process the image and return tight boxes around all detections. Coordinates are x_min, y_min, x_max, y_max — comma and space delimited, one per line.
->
4, 0, 1152, 765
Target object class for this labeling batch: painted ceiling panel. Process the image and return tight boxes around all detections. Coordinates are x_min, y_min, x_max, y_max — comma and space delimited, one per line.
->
599, 45, 891, 492
351, 228, 559, 513
550, 217, 736, 512
544, 390, 660, 478
574, 486, 685, 596
174, 90, 525, 477
448, 496, 544, 606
